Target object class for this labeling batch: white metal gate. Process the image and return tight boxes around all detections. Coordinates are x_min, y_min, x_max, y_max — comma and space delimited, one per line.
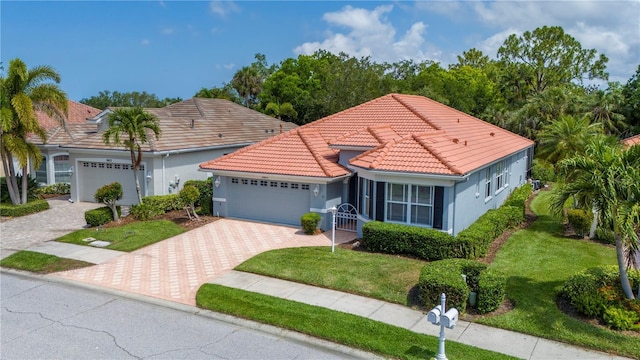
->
335, 203, 358, 232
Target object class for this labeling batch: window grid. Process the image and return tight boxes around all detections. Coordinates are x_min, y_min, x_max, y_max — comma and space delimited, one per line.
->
301, 184, 309, 190
485, 168, 492, 199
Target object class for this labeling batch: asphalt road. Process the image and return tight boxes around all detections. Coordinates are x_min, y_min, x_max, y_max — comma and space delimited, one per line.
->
1, 272, 369, 360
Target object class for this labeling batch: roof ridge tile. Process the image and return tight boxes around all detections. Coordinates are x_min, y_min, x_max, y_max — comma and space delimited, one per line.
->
412, 133, 463, 174
298, 129, 336, 177
392, 94, 441, 131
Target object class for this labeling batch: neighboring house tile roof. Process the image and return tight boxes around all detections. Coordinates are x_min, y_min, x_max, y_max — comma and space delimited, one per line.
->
622, 134, 640, 147
33, 98, 298, 152
36, 100, 101, 130
200, 93, 534, 178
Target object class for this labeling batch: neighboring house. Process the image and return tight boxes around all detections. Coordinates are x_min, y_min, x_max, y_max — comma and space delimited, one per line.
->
31, 100, 102, 185
200, 93, 534, 236
30, 98, 297, 204
622, 134, 640, 148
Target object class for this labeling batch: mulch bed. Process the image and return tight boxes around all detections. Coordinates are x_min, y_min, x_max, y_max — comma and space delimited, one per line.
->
102, 209, 220, 230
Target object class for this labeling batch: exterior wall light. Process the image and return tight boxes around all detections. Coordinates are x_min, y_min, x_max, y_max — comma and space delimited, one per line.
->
214, 176, 221, 188
146, 172, 152, 181
313, 184, 320, 197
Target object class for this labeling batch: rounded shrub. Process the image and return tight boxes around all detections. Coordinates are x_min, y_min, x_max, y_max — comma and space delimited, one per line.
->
477, 269, 507, 314
85, 206, 121, 227
301, 212, 321, 235
566, 209, 592, 237
603, 306, 640, 331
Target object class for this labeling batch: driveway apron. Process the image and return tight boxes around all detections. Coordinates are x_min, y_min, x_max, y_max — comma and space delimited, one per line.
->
54, 219, 356, 306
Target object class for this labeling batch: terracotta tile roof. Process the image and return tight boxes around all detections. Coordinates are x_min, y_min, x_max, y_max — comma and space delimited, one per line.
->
49, 98, 297, 152
622, 134, 640, 147
200, 93, 534, 178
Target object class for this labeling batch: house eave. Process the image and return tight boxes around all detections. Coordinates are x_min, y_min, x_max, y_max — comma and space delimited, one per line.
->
198, 168, 351, 184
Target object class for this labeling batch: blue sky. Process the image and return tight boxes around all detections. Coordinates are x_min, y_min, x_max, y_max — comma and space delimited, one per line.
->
2, 1, 639, 102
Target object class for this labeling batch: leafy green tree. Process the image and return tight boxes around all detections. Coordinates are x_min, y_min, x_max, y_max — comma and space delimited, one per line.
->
179, 185, 200, 221
194, 83, 240, 103
94, 182, 123, 222
537, 115, 603, 164
441, 66, 502, 117
0, 58, 68, 205
102, 107, 161, 204
80, 90, 181, 110
497, 26, 608, 98
621, 65, 640, 133
551, 139, 640, 299
450, 48, 491, 70
264, 102, 298, 122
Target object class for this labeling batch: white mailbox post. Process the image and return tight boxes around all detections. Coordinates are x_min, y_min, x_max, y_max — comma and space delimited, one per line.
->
426, 293, 458, 360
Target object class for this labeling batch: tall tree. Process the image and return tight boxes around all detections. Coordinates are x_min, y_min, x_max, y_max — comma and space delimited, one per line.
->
231, 66, 262, 108
551, 139, 640, 299
80, 90, 181, 110
0, 58, 67, 204
536, 115, 603, 165
581, 83, 627, 136
497, 26, 608, 98
621, 65, 640, 133
102, 107, 161, 204
450, 48, 491, 70
194, 83, 240, 103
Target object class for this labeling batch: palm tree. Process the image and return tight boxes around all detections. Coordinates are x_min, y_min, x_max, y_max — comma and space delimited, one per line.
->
582, 83, 627, 136
551, 140, 640, 299
536, 115, 603, 165
231, 66, 262, 108
102, 107, 161, 204
0, 58, 68, 204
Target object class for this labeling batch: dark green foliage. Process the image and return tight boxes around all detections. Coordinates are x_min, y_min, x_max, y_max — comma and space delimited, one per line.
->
566, 209, 592, 237
594, 227, 615, 245
179, 185, 200, 205
80, 90, 181, 109
477, 270, 507, 314
84, 206, 121, 227
130, 194, 183, 220
0, 199, 49, 217
603, 306, 640, 331
456, 205, 524, 258
301, 212, 321, 235
94, 182, 123, 203
503, 184, 533, 209
1, 176, 39, 203
532, 159, 556, 183
361, 221, 464, 260
562, 266, 640, 328
184, 178, 213, 215
35, 183, 70, 195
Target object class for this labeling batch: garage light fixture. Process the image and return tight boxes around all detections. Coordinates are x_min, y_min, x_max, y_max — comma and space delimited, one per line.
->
146, 172, 152, 181
313, 184, 320, 197
214, 176, 221, 188
68, 166, 74, 175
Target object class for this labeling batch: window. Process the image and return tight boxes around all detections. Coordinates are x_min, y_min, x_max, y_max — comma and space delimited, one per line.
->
270, 181, 278, 187
250, 180, 258, 186
301, 184, 310, 190
53, 155, 70, 183
291, 183, 299, 189
361, 178, 371, 218
241, 179, 248, 185
485, 168, 492, 199
386, 183, 434, 226
260, 180, 268, 186
495, 162, 503, 191
280, 182, 288, 188
36, 156, 47, 184
475, 173, 480, 197
231, 178, 239, 184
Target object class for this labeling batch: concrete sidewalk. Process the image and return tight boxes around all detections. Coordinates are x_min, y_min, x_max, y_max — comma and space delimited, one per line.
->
210, 271, 631, 360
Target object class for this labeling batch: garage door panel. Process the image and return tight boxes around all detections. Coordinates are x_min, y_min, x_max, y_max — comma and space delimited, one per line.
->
227, 180, 309, 226
78, 162, 143, 205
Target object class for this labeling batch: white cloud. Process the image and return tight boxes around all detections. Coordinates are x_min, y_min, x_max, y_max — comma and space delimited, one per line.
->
476, 28, 520, 60
162, 27, 174, 35
216, 63, 235, 70
294, 5, 435, 63
140, 39, 150, 46
209, 1, 239, 17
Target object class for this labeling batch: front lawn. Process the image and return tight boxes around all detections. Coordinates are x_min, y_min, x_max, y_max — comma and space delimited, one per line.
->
196, 284, 515, 360
233, 191, 640, 358
236, 246, 426, 305
56, 220, 185, 252
0, 251, 93, 273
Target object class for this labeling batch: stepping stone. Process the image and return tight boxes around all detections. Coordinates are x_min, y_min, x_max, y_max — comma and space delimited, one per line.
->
89, 240, 111, 248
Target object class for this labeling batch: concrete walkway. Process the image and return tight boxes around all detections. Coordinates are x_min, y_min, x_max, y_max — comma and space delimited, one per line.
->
210, 271, 631, 360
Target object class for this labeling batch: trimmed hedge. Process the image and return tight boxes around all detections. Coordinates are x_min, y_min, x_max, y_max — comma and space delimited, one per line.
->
0, 199, 50, 217
362, 185, 531, 260
566, 209, 592, 237
130, 194, 184, 221
35, 183, 70, 196
85, 206, 122, 227
418, 259, 505, 314
301, 212, 321, 235
362, 222, 464, 260
184, 178, 213, 215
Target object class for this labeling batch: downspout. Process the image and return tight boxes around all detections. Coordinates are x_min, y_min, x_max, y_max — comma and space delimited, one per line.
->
452, 181, 456, 236
162, 153, 170, 195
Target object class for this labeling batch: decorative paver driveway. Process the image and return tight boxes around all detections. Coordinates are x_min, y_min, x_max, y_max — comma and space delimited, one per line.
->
54, 219, 356, 305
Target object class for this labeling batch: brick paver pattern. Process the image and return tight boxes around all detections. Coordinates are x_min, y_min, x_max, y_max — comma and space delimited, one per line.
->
54, 219, 356, 305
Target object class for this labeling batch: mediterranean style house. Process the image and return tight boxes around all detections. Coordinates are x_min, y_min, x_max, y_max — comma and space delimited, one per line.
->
200, 93, 535, 236
31, 98, 297, 204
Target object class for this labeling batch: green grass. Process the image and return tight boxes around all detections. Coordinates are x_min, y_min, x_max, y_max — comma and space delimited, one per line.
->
479, 191, 640, 358
236, 246, 426, 305
0, 250, 93, 273
196, 284, 515, 360
56, 220, 185, 252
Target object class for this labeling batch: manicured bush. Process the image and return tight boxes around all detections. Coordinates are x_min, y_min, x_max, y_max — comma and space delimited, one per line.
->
594, 227, 615, 245
503, 184, 533, 210
566, 209, 592, 237
0, 199, 49, 217
531, 158, 555, 183
35, 182, 70, 196
94, 182, 123, 222
603, 306, 640, 331
456, 205, 524, 258
180, 185, 201, 220
477, 269, 507, 314
362, 221, 465, 260
85, 206, 121, 227
131, 194, 184, 220
301, 212, 321, 235
418, 259, 503, 314
184, 177, 213, 215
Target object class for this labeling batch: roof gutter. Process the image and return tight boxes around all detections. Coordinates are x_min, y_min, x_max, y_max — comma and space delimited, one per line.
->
349, 165, 470, 182
197, 168, 351, 184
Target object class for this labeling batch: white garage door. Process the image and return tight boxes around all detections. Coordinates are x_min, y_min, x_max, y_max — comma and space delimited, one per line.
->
227, 179, 310, 226
78, 162, 144, 205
